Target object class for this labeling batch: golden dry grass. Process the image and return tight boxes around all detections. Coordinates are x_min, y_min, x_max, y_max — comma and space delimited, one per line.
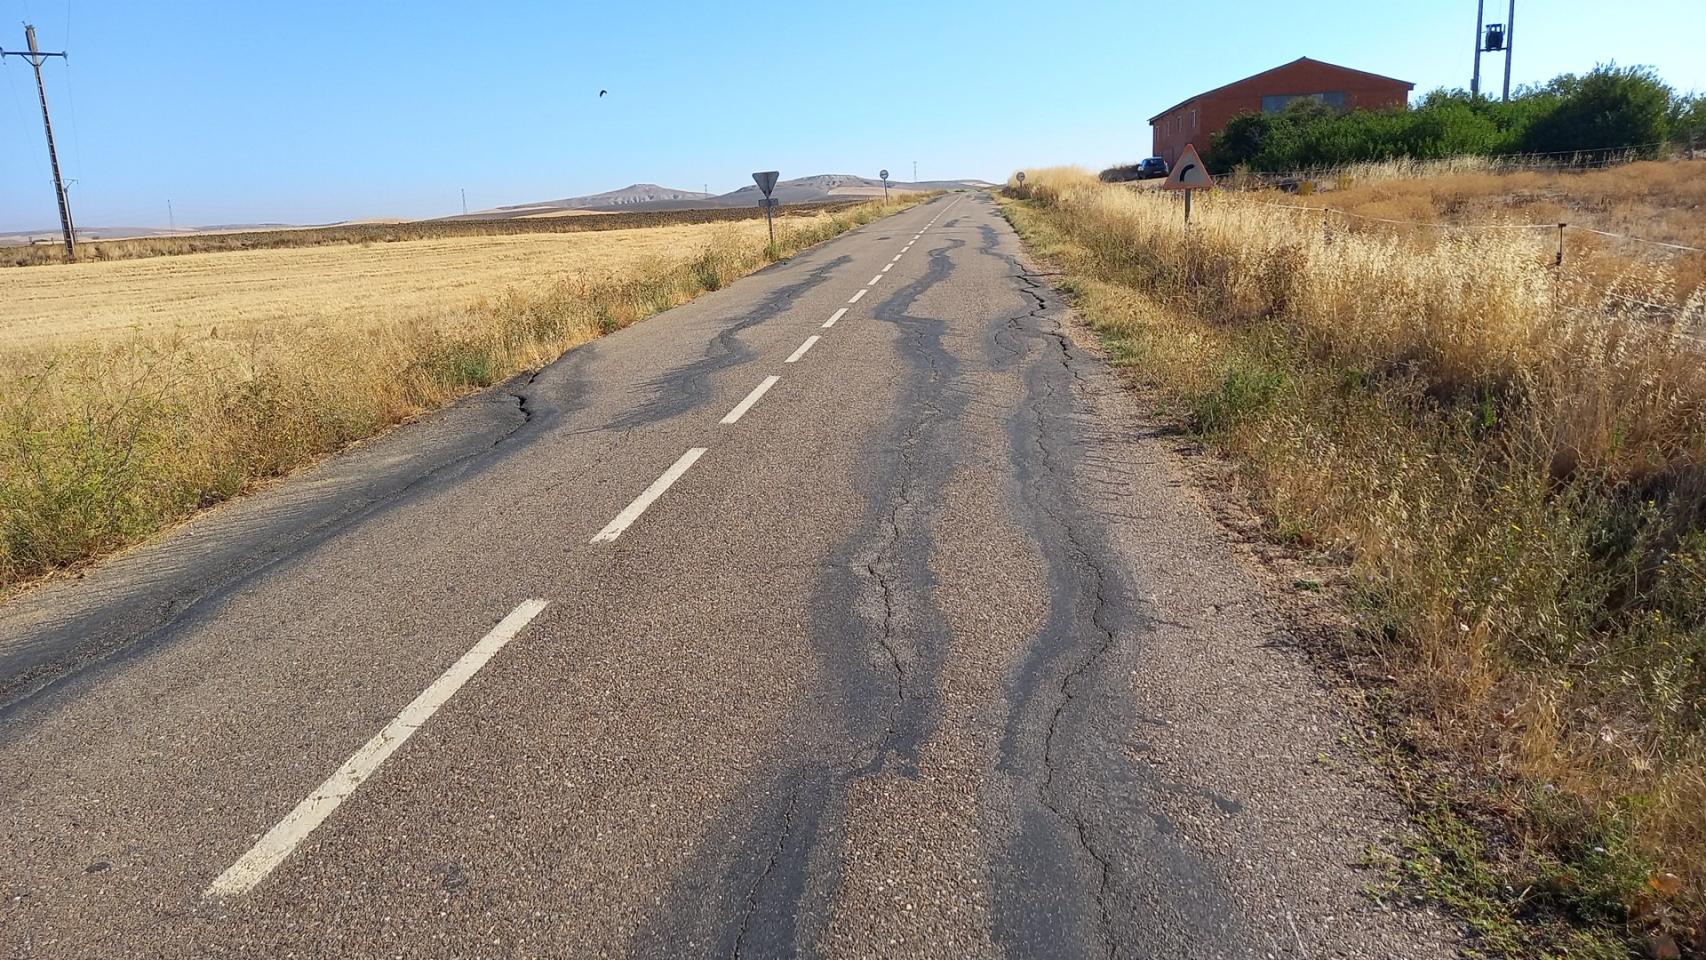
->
1261, 159, 1706, 301
0, 221, 771, 349
1002, 167, 1705, 955
0, 195, 931, 592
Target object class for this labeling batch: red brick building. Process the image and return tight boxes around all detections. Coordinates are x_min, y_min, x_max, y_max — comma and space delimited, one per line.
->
1148, 57, 1414, 167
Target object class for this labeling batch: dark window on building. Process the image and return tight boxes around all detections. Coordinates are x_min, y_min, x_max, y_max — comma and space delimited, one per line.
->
1261, 91, 1347, 113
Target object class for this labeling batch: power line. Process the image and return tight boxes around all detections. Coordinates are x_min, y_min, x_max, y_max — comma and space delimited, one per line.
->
62, 0, 84, 180
1, 49, 31, 127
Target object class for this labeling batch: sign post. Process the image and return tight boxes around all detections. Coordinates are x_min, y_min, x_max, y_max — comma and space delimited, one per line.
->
1161, 144, 1214, 226
752, 170, 780, 245
879, 169, 890, 202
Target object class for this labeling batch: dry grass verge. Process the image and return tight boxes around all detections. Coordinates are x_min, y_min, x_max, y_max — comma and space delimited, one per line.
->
0, 194, 931, 593
1001, 168, 1704, 957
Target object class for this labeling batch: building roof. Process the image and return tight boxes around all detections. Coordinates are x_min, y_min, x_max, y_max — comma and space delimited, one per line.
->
1146, 57, 1416, 124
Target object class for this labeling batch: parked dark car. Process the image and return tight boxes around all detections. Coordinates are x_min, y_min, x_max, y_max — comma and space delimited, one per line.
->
1098, 157, 1171, 183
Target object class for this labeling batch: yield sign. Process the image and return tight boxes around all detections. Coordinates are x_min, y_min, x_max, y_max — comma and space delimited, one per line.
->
752, 171, 780, 196
1163, 144, 1214, 190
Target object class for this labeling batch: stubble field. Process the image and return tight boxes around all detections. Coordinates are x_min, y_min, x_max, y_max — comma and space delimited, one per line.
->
0, 221, 771, 348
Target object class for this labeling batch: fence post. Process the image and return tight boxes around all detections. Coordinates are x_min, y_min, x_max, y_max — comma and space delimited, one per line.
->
1555, 223, 1566, 267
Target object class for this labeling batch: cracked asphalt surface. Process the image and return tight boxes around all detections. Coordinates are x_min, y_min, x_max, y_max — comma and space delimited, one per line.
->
0, 194, 1458, 958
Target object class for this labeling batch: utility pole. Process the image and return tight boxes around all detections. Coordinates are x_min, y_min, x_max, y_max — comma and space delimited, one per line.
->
913, 160, 917, 183
1471, 0, 1484, 98
167, 199, 175, 232
461, 188, 468, 215
1502, 0, 1515, 102
2, 25, 76, 260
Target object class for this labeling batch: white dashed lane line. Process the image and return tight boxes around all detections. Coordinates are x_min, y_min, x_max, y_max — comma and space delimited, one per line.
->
587, 197, 954, 548
590, 448, 708, 543
785, 335, 820, 364
205, 598, 551, 899
720, 376, 780, 425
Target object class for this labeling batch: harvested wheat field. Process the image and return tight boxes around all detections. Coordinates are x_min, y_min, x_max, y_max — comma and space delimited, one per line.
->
0, 220, 770, 349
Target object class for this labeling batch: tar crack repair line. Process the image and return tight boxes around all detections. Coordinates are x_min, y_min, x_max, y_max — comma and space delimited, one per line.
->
851, 242, 961, 775
1011, 261, 1124, 958
731, 789, 803, 960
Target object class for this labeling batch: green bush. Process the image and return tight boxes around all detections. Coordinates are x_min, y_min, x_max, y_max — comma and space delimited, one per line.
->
1208, 64, 1689, 172
1188, 357, 1290, 434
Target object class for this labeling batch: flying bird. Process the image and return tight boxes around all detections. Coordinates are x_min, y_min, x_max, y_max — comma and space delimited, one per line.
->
599, 89, 607, 98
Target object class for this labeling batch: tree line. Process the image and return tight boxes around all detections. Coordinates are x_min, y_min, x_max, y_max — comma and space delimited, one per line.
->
1206, 65, 1706, 173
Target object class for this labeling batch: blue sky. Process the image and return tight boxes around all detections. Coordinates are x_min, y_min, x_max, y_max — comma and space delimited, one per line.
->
2, 0, 1702, 231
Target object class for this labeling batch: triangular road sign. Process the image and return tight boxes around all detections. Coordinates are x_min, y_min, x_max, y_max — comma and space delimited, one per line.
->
752, 171, 780, 196
1163, 144, 1214, 190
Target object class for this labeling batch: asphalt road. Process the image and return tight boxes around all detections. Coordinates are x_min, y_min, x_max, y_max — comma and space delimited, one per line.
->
0, 194, 1457, 958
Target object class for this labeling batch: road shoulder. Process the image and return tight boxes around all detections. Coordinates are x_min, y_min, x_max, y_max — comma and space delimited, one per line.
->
1008, 224, 1465, 956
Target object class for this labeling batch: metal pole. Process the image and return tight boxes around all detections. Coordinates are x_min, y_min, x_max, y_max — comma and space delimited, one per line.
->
765, 202, 774, 246
1184, 190, 1192, 226
15, 26, 76, 260
63, 180, 77, 243
1502, 0, 1515, 102
1471, 0, 1484, 98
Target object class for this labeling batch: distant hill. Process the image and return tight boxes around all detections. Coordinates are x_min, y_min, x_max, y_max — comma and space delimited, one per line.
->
493, 183, 714, 214
705, 174, 989, 207
459, 174, 993, 220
